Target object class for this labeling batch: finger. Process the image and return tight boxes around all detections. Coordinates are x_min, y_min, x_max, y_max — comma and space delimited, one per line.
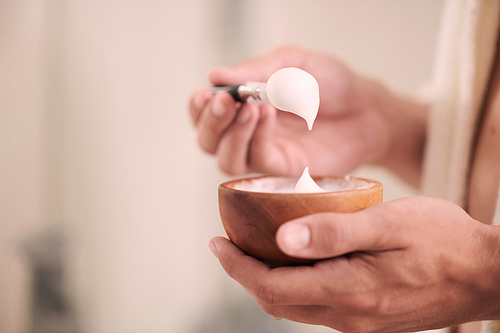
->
188, 87, 212, 126
209, 235, 272, 283
196, 92, 239, 154
209, 236, 352, 306
216, 103, 260, 175
247, 104, 303, 175
276, 202, 406, 259
210, 237, 379, 331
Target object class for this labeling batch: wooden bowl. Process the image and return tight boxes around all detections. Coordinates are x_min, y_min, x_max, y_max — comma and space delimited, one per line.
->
218, 175, 383, 267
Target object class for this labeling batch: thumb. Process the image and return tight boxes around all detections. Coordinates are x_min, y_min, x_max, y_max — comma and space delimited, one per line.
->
275, 203, 402, 259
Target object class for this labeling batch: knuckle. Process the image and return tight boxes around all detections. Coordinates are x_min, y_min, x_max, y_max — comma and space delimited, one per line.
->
220, 253, 239, 278
312, 214, 349, 255
348, 294, 380, 313
254, 282, 277, 305
197, 134, 215, 154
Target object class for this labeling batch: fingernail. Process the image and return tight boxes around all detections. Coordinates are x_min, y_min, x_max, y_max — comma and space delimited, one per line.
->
208, 241, 219, 259
281, 224, 310, 252
237, 106, 251, 123
212, 98, 225, 117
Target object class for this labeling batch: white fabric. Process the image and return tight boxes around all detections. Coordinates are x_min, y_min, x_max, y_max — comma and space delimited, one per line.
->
420, 1, 500, 332
422, 0, 500, 207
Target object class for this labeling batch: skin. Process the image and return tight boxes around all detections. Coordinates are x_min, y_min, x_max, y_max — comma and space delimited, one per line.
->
210, 198, 500, 333
189, 45, 500, 332
190, 46, 425, 186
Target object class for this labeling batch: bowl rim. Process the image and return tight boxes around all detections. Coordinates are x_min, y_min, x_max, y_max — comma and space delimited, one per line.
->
219, 174, 382, 196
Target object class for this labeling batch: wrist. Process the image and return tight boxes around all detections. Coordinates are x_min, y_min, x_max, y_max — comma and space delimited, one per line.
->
361, 79, 429, 188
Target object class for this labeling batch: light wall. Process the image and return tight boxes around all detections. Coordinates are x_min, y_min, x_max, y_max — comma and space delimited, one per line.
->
0, 1, 443, 332
0, 2, 46, 333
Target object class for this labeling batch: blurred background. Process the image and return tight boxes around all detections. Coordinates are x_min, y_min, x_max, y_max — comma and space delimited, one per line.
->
1, 1, 443, 332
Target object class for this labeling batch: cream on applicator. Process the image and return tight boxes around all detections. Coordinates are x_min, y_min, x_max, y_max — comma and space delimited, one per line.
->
211, 67, 320, 130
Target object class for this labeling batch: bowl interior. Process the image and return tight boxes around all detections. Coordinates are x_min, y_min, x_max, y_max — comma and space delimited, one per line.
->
228, 175, 377, 193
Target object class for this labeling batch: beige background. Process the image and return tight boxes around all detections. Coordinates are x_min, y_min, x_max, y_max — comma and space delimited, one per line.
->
0, 1, 443, 332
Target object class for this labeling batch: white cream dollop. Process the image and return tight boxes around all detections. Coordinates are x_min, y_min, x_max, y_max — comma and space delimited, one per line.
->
294, 167, 326, 193
266, 67, 320, 130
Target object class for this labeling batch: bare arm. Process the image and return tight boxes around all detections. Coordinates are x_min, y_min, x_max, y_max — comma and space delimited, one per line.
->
361, 79, 428, 187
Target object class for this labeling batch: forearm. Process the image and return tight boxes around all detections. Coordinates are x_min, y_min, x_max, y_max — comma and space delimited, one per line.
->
364, 80, 429, 188
474, 224, 500, 321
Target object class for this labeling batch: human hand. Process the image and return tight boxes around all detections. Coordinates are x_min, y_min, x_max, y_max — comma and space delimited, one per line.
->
189, 45, 400, 177
208, 197, 500, 332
